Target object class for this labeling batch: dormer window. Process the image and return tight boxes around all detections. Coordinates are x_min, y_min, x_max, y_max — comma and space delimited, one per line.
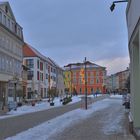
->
5, 6, 8, 13
15, 23, 17, 33
3, 15, 6, 25
0, 11, 2, 22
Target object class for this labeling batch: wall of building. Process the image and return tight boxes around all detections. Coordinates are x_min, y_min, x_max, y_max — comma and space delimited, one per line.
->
64, 66, 106, 95
127, 0, 140, 129
0, 2, 24, 109
127, 0, 140, 41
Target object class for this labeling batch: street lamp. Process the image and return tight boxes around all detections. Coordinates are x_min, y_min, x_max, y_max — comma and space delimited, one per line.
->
13, 79, 18, 102
84, 57, 87, 110
70, 65, 72, 97
10, 76, 19, 102
64, 65, 72, 97
110, 0, 128, 12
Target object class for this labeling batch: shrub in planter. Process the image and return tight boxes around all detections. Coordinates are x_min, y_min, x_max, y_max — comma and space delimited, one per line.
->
62, 97, 72, 105
24, 100, 28, 104
50, 102, 54, 106
31, 101, 35, 106
17, 102, 22, 107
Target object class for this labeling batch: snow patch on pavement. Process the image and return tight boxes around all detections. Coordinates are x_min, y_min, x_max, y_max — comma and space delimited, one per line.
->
102, 96, 125, 135
6, 98, 121, 140
110, 94, 122, 99
102, 111, 124, 135
0, 96, 81, 120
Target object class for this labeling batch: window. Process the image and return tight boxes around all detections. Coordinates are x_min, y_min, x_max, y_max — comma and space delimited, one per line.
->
7, 18, 10, 28
54, 77, 56, 81
46, 74, 48, 79
40, 73, 42, 81
0, 11, 2, 23
27, 88, 32, 92
80, 88, 82, 93
90, 79, 94, 84
17, 27, 21, 36
37, 71, 40, 80
96, 71, 99, 76
26, 59, 34, 68
3, 15, 6, 25
12, 22, 15, 31
42, 73, 43, 81
15, 24, 17, 33
96, 78, 99, 84
27, 71, 33, 80
54, 69, 56, 73
40, 62, 43, 71
5, 6, 8, 13
0, 55, 1, 71
73, 78, 77, 84
37, 60, 40, 69
48, 66, 50, 72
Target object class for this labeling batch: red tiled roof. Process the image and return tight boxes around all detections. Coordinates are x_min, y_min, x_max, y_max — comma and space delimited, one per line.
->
23, 43, 37, 57
64, 61, 105, 68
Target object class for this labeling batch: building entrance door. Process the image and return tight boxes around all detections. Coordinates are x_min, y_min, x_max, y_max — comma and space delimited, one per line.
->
0, 82, 6, 110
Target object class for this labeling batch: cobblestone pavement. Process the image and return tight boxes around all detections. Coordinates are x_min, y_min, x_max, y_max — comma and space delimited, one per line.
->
49, 98, 136, 140
0, 95, 107, 139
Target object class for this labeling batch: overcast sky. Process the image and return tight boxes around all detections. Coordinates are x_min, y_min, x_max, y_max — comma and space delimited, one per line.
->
9, 0, 129, 75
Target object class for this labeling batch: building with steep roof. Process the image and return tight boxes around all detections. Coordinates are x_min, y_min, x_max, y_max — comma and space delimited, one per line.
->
106, 68, 129, 93
0, 2, 24, 110
126, 0, 140, 137
23, 43, 64, 99
64, 61, 106, 95
23, 43, 48, 99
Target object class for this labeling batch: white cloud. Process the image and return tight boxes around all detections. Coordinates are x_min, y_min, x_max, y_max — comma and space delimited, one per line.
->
96, 56, 130, 75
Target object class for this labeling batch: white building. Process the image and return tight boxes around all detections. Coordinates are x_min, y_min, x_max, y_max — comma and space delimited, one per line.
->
0, 2, 24, 110
23, 44, 63, 99
126, 0, 140, 137
23, 43, 47, 99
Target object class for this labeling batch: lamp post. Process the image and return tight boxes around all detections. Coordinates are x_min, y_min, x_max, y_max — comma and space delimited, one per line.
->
14, 82, 17, 102
64, 65, 72, 97
84, 57, 87, 110
110, 0, 128, 12
12, 76, 19, 102
70, 65, 72, 97
2, 91, 5, 110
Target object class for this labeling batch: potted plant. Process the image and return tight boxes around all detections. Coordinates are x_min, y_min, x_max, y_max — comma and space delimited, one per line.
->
48, 88, 56, 106
31, 100, 35, 106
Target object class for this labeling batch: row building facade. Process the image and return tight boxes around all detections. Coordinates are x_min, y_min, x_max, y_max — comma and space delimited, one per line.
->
106, 68, 129, 93
0, 2, 24, 110
23, 43, 65, 99
64, 61, 106, 95
126, 0, 140, 137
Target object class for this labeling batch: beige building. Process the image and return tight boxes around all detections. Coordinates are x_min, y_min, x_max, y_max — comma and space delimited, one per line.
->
106, 69, 129, 93
0, 2, 24, 110
126, 0, 140, 137
23, 44, 64, 99
56, 67, 65, 97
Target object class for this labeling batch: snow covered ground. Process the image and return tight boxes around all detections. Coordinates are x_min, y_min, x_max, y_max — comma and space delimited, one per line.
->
6, 95, 122, 140
110, 94, 122, 99
78, 94, 102, 98
0, 96, 81, 120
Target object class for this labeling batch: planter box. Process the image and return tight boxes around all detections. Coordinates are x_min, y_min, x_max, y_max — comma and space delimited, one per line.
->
31, 101, 35, 106
17, 102, 22, 107
50, 102, 54, 106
